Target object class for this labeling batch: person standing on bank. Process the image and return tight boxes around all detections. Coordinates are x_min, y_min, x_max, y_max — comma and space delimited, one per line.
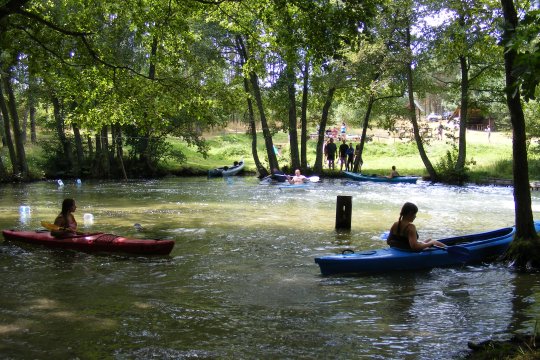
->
326, 138, 337, 169
339, 138, 349, 171
386, 202, 445, 251
346, 143, 355, 171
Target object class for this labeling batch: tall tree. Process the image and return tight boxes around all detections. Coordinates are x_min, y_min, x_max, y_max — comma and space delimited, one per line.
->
0, 79, 18, 175
234, 34, 279, 172
421, 0, 503, 179
1, 69, 29, 178
500, 0, 539, 267
404, 19, 438, 180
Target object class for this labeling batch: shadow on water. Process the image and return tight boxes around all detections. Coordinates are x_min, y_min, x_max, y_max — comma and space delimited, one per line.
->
0, 177, 539, 358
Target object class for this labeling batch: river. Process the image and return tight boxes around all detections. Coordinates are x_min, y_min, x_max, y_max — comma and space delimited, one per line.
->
1, 177, 540, 359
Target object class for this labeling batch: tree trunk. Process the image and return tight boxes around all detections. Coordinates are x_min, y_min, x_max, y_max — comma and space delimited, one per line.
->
235, 36, 267, 177
243, 76, 267, 177
286, 64, 300, 170
405, 26, 437, 181
28, 72, 37, 144
353, 95, 375, 173
138, 36, 159, 176
87, 135, 93, 158
2, 72, 28, 178
0, 81, 18, 174
456, 53, 469, 173
500, 0, 538, 267
101, 126, 111, 178
0, 148, 6, 179
51, 95, 73, 172
235, 35, 278, 172
251, 73, 279, 171
29, 99, 36, 143
115, 124, 128, 181
72, 123, 84, 171
92, 133, 102, 177
0, 113, 4, 146
20, 108, 27, 143
300, 59, 309, 169
313, 86, 336, 173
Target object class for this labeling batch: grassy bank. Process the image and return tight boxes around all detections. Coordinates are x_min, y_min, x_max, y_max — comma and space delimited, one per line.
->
166, 126, 535, 182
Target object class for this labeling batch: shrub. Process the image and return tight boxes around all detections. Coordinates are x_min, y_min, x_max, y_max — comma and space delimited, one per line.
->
435, 146, 474, 184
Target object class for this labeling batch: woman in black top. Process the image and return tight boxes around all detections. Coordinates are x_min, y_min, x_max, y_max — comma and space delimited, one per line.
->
386, 202, 445, 251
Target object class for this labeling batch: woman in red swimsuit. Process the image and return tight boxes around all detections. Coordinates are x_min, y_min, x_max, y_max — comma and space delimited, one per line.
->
386, 202, 445, 251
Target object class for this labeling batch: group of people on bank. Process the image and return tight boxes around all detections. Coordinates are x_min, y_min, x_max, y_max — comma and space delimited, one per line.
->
323, 137, 358, 171
323, 136, 400, 178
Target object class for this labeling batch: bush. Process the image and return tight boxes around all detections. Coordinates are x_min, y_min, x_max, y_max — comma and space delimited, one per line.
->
435, 147, 474, 184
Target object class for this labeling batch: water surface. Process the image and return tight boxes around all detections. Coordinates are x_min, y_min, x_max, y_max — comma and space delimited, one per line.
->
1, 177, 540, 359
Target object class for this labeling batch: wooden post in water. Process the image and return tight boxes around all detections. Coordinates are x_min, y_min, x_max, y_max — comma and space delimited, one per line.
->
335, 195, 352, 230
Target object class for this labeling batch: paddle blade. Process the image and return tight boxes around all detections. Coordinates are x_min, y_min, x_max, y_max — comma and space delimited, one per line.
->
434, 244, 470, 261
41, 221, 60, 231
446, 245, 470, 260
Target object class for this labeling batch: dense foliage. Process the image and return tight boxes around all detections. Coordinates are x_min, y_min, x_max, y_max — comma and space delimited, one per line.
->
0, 0, 536, 182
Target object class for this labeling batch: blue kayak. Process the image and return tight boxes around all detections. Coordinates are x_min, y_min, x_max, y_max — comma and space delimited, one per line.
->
343, 171, 419, 184
314, 221, 540, 275
278, 183, 313, 190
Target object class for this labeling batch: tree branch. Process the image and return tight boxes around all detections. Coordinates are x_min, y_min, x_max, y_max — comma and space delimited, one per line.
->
16, 9, 92, 36
191, 0, 242, 4
0, 0, 29, 22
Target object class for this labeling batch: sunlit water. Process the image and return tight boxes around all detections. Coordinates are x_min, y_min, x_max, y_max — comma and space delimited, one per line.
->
1, 177, 540, 359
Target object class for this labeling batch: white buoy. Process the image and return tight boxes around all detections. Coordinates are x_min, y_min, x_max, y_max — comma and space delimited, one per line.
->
83, 213, 94, 225
57, 179, 64, 187
76, 179, 82, 185
19, 205, 31, 223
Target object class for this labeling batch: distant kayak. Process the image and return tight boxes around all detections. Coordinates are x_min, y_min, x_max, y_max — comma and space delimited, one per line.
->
343, 171, 420, 184
2, 229, 175, 255
208, 159, 245, 177
278, 183, 313, 190
261, 174, 320, 186
314, 221, 540, 275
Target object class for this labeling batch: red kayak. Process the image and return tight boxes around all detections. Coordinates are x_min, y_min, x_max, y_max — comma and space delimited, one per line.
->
2, 230, 175, 255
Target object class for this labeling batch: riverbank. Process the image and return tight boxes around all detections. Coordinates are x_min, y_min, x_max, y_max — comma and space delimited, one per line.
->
5, 123, 537, 184
467, 334, 540, 359
171, 125, 538, 184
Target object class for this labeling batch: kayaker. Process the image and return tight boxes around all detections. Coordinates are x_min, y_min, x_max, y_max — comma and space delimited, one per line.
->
52, 198, 78, 237
388, 166, 400, 178
288, 169, 307, 185
386, 202, 445, 251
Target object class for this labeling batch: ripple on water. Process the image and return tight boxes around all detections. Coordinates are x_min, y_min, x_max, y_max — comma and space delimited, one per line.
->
0, 177, 538, 359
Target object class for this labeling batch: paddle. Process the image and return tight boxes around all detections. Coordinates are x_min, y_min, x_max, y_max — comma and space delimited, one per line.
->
433, 244, 470, 260
41, 221, 85, 235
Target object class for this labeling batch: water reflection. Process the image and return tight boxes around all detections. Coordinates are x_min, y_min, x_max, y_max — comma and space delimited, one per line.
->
0, 178, 539, 358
